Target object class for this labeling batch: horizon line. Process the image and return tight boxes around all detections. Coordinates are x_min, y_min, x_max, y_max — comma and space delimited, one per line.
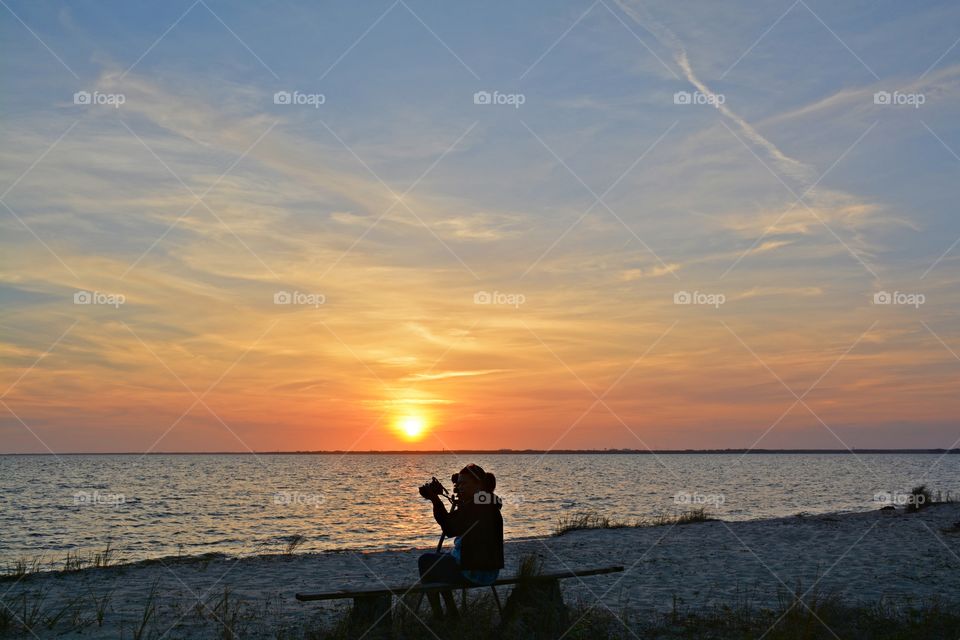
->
2, 448, 959, 455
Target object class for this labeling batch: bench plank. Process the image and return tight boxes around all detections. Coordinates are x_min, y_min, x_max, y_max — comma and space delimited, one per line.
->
295, 565, 623, 601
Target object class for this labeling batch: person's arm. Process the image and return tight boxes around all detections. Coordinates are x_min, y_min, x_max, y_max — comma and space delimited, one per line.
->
430, 496, 469, 537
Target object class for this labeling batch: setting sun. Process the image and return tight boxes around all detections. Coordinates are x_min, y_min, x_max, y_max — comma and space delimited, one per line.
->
395, 415, 428, 441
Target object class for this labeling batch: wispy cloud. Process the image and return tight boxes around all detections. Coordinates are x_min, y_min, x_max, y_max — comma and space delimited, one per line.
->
404, 369, 509, 381
613, 0, 817, 187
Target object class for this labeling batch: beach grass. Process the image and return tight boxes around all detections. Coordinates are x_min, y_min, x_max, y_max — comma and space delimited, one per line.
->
1, 556, 43, 581
554, 507, 712, 536
298, 589, 960, 639
63, 543, 117, 573
285, 534, 307, 555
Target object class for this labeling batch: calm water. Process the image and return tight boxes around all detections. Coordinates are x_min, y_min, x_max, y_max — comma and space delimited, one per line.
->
1, 453, 957, 568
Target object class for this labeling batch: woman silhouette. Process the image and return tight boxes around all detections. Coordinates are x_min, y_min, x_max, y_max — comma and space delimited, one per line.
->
418, 463, 504, 617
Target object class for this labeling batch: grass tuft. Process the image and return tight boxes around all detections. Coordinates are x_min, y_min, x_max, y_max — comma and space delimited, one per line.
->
91, 588, 113, 627
1, 556, 43, 581
907, 485, 932, 512
132, 580, 158, 640
555, 508, 712, 536
285, 534, 306, 555
517, 552, 544, 579
307, 589, 960, 639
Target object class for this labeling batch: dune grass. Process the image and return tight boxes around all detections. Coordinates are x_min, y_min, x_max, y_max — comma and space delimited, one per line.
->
554, 508, 712, 536
285, 534, 306, 555
63, 542, 117, 573
300, 587, 960, 640
1, 556, 43, 582
1, 544, 118, 582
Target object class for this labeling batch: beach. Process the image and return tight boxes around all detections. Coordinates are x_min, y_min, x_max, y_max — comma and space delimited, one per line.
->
3, 502, 958, 638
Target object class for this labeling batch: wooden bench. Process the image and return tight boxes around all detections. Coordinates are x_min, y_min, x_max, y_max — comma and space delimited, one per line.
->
296, 565, 623, 631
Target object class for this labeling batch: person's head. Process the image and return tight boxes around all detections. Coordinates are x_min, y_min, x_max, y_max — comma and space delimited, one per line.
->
454, 463, 496, 503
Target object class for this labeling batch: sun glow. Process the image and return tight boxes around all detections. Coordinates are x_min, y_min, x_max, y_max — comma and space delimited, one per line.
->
395, 415, 428, 441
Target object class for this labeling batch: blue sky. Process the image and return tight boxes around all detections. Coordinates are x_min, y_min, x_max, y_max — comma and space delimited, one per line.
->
1, 0, 959, 452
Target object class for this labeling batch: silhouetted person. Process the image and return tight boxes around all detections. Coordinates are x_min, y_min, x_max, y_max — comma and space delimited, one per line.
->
418, 463, 504, 618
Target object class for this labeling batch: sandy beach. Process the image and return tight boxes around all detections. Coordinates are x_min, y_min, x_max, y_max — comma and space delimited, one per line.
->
3, 502, 958, 638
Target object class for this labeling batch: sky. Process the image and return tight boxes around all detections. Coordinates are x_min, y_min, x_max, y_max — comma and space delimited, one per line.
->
1, 0, 959, 453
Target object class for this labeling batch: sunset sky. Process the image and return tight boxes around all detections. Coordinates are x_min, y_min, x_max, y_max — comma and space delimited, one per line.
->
2, 0, 959, 453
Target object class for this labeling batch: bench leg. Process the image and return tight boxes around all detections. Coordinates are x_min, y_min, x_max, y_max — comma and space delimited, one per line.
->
426, 591, 444, 618
490, 585, 503, 620
398, 591, 424, 623
502, 578, 569, 633
348, 594, 392, 635
441, 589, 459, 618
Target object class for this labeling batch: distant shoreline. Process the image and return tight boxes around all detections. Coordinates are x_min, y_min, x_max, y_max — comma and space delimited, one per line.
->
3, 448, 958, 455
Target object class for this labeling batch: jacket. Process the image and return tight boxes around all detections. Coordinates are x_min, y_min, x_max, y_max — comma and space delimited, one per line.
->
432, 495, 504, 570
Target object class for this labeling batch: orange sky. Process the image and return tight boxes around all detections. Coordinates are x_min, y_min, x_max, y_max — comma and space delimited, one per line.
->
2, 297, 957, 452
2, 1, 960, 453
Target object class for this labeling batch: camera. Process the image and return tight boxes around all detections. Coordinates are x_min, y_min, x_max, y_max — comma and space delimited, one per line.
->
418, 476, 448, 500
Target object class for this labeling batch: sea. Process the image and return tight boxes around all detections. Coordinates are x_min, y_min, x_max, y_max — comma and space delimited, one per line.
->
1, 452, 957, 568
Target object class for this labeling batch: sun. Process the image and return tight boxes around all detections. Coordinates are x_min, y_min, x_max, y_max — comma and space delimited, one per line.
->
395, 415, 428, 441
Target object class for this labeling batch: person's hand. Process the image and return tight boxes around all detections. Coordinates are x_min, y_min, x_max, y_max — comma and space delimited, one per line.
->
418, 483, 433, 500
